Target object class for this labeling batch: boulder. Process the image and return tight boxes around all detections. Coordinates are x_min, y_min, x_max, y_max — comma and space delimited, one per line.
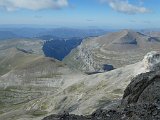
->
143, 51, 160, 71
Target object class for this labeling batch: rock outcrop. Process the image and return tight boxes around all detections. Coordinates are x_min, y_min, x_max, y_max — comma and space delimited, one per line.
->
122, 71, 160, 105
122, 51, 160, 105
143, 51, 160, 71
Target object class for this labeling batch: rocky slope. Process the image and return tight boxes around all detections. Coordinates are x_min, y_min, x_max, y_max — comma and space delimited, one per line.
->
43, 102, 160, 120
0, 51, 84, 120
0, 39, 44, 55
0, 51, 159, 120
0, 39, 44, 76
43, 52, 160, 120
145, 31, 160, 38
64, 30, 160, 73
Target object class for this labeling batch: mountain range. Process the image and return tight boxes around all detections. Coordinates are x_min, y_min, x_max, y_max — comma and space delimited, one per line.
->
0, 28, 108, 40
0, 29, 160, 120
64, 30, 160, 73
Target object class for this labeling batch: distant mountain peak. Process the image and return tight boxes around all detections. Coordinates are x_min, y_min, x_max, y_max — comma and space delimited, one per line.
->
121, 29, 135, 34
109, 29, 140, 45
117, 29, 142, 37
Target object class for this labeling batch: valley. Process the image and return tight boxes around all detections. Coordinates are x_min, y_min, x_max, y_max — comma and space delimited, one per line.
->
42, 38, 83, 60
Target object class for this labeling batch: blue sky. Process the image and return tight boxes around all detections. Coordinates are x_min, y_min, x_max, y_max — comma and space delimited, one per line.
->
0, 0, 159, 29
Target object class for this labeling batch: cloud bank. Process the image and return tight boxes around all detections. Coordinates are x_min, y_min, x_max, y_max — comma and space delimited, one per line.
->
0, 0, 68, 11
101, 0, 149, 14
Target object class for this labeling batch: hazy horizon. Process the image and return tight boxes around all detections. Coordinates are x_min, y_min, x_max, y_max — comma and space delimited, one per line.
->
0, 0, 159, 29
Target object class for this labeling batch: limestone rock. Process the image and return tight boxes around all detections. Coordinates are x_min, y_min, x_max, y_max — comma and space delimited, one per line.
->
143, 51, 160, 71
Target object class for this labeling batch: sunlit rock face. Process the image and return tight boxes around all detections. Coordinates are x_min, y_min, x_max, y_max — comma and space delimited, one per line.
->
143, 51, 160, 71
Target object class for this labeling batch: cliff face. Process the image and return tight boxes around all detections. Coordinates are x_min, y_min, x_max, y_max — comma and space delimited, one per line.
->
64, 30, 160, 73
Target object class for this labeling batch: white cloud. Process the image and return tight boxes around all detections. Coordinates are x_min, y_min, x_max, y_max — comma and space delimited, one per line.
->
101, 0, 150, 14
0, 0, 68, 11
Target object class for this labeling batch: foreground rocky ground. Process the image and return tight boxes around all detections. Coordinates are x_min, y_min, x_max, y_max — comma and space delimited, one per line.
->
43, 61, 160, 120
43, 103, 160, 120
